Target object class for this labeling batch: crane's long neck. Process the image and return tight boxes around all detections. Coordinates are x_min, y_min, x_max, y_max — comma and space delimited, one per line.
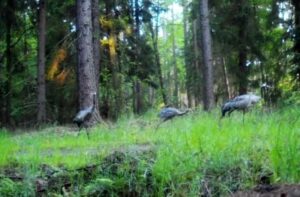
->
178, 110, 189, 116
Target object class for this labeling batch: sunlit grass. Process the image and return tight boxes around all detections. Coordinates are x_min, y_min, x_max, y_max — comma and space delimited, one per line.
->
0, 106, 300, 194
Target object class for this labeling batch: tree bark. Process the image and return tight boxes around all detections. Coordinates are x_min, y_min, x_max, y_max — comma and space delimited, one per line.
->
234, 0, 249, 95
171, 6, 179, 107
199, 0, 214, 110
150, 1, 168, 105
221, 57, 231, 99
182, 0, 193, 108
110, 32, 121, 120
92, 0, 100, 95
133, 0, 143, 114
4, 0, 16, 125
238, 33, 248, 95
134, 79, 143, 114
37, 0, 47, 123
193, 19, 202, 107
76, 0, 101, 125
91, 0, 102, 121
292, 0, 300, 81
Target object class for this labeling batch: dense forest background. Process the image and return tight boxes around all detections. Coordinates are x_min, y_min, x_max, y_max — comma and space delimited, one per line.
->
0, 0, 300, 128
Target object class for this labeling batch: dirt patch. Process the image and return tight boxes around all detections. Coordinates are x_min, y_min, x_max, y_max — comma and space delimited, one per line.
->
233, 184, 300, 197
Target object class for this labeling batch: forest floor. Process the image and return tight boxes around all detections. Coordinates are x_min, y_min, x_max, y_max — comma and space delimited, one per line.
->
0, 107, 300, 196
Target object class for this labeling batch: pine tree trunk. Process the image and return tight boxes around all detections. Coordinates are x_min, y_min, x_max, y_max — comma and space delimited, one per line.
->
292, 0, 300, 81
193, 19, 201, 107
133, 0, 143, 114
199, 0, 214, 110
110, 32, 121, 120
182, 0, 193, 108
221, 57, 231, 99
76, 0, 101, 125
171, 7, 179, 107
235, 0, 248, 95
238, 45, 248, 95
5, 0, 16, 125
91, 0, 101, 115
150, 2, 168, 105
134, 79, 143, 114
37, 0, 47, 124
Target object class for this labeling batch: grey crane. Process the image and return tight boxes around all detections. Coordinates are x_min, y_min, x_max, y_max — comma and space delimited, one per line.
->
221, 93, 261, 122
156, 107, 190, 129
73, 92, 96, 138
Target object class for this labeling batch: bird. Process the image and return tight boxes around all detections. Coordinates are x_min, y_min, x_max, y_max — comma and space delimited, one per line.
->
221, 93, 261, 122
73, 92, 97, 138
156, 107, 190, 129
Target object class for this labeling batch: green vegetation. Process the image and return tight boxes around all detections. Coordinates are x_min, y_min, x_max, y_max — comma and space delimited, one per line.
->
0, 107, 299, 196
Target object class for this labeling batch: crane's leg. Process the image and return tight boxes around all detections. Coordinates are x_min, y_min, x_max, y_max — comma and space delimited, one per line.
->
76, 126, 82, 137
155, 120, 163, 130
155, 119, 167, 131
228, 109, 234, 117
77, 124, 90, 139
242, 110, 245, 124
85, 129, 90, 139
218, 117, 222, 130
84, 124, 90, 139
219, 111, 227, 129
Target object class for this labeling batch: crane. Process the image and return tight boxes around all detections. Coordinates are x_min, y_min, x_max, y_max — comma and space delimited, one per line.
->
73, 92, 96, 138
221, 93, 261, 122
156, 107, 190, 129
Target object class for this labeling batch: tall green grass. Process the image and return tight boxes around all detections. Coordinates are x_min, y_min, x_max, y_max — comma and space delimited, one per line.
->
0, 106, 299, 195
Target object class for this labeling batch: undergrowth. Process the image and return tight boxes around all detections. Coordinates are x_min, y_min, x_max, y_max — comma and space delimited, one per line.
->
0, 106, 299, 196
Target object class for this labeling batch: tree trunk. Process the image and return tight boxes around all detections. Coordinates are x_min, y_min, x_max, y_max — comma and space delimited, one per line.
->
150, 1, 168, 105
199, 0, 214, 110
91, 0, 101, 113
292, 0, 300, 81
133, 0, 143, 114
37, 0, 47, 124
5, 0, 16, 125
134, 79, 143, 114
110, 32, 121, 120
171, 6, 179, 107
193, 19, 202, 107
238, 45, 248, 95
76, 0, 101, 125
236, 0, 248, 95
221, 57, 231, 99
182, 0, 193, 108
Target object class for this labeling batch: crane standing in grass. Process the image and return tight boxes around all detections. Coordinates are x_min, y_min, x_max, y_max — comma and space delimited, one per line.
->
156, 107, 190, 129
221, 93, 261, 122
73, 92, 97, 138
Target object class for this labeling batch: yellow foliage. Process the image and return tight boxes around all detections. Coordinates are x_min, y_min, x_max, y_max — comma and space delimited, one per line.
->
158, 103, 165, 108
109, 35, 117, 60
56, 68, 70, 85
125, 26, 132, 35
100, 39, 110, 46
100, 16, 113, 29
278, 75, 295, 93
47, 48, 67, 80
100, 35, 117, 63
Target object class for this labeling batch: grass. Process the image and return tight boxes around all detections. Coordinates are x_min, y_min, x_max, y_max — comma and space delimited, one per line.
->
0, 106, 300, 195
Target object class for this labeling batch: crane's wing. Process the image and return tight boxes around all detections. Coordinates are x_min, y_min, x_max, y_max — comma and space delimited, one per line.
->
159, 107, 179, 119
231, 95, 248, 102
